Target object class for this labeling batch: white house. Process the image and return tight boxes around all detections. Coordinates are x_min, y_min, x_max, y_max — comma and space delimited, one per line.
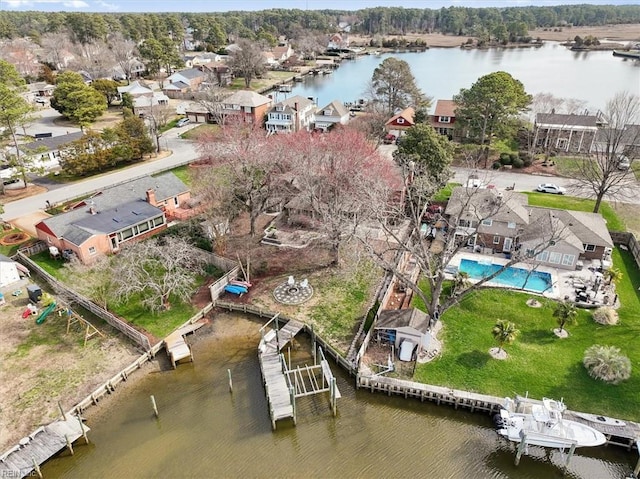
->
20, 132, 84, 173
265, 95, 316, 133
314, 100, 350, 131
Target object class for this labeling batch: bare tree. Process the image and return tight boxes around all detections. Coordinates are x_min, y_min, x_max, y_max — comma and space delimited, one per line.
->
195, 84, 228, 125
112, 237, 204, 312
195, 120, 287, 237
70, 40, 113, 81
109, 32, 138, 83
40, 32, 73, 70
278, 128, 401, 265
228, 39, 266, 88
571, 91, 640, 212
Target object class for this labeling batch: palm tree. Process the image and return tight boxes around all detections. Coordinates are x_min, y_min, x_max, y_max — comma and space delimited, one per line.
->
603, 267, 623, 286
452, 271, 470, 296
491, 320, 519, 353
583, 345, 631, 384
553, 300, 578, 333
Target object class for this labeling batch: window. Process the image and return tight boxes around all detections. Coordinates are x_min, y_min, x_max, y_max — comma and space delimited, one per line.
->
439, 116, 451, 123
562, 254, 575, 266
138, 221, 149, 233
536, 251, 549, 262
459, 219, 471, 228
584, 244, 596, 252
174, 197, 179, 207
507, 222, 516, 229
397, 118, 405, 124
556, 138, 568, 150
244, 106, 252, 113
481, 219, 493, 226
549, 252, 562, 264
119, 228, 134, 241
88, 246, 96, 255
493, 235, 500, 244
153, 216, 164, 227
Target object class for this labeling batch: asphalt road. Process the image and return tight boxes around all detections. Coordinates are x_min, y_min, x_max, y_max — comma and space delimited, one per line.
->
4, 115, 638, 222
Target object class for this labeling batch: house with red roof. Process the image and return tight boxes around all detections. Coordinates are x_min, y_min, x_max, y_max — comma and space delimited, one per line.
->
430, 100, 458, 139
384, 107, 415, 138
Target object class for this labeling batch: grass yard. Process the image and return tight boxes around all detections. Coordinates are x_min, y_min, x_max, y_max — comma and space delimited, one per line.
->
180, 123, 219, 140
413, 247, 640, 421
163, 165, 192, 187
433, 182, 462, 202
525, 192, 625, 231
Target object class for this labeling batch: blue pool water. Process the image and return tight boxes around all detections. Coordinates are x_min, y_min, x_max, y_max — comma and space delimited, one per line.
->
459, 258, 553, 293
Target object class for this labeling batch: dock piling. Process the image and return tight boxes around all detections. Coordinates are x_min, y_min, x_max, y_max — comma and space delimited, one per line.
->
57, 401, 67, 421
150, 395, 159, 418
76, 414, 89, 444
228, 369, 233, 393
64, 434, 74, 455
515, 434, 528, 466
31, 457, 43, 479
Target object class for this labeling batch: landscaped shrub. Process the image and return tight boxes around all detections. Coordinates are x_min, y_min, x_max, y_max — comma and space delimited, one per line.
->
492, 161, 501, 170
509, 153, 518, 163
583, 344, 631, 384
511, 157, 524, 168
592, 307, 619, 325
499, 153, 512, 165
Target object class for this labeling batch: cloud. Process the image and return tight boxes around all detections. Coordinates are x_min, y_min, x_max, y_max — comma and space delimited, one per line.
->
94, 0, 119, 10
4, 0, 88, 7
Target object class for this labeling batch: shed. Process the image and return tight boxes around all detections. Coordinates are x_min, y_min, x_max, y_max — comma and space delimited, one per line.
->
375, 308, 431, 353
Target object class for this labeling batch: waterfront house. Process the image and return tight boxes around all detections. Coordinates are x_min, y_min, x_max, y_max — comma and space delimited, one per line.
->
35, 173, 191, 264
385, 107, 415, 138
533, 112, 602, 154
272, 45, 294, 63
313, 100, 350, 131
444, 186, 613, 270
430, 100, 458, 139
221, 90, 272, 124
327, 33, 349, 51
265, 95, 316, 133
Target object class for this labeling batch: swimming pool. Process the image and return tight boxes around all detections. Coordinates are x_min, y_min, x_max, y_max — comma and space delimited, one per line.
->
459, 258, 553, 293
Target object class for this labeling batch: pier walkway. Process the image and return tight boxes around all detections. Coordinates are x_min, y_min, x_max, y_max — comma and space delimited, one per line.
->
258, 314, 304, 429
0, 415, 89, 477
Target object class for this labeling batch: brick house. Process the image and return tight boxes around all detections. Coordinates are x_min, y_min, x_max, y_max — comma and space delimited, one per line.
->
221, 90, 272, 124
444, 187, 613, 270
430, 100, 458, 139
35, 173, 190, 264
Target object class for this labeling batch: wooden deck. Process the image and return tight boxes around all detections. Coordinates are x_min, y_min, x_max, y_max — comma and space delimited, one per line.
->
0, 416, 89, 477
165, 321, 206, 368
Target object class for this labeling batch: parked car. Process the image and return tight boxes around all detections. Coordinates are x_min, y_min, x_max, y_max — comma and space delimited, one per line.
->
383, 133, 396, 144
34, 96, 47, 105
536, 183, 566, 195
617, 155, 631, 171
176, 117, 190, 127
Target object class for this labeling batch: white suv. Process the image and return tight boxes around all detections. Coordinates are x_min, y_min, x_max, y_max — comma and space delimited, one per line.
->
617, 155, 630, 171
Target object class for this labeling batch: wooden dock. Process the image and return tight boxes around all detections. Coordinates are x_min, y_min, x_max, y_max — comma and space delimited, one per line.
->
164, 321, 206, 368
0, 416, 89, 477
258, 315, 304, 429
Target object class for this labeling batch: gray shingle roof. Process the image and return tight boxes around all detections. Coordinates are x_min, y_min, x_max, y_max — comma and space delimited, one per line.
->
172, 68, 203, 80
536, 113, 599, 128
445, 187, 529, 224
317, 100, 349, 118
376, 308, 430, 333
223, 90, 272, 108
40, 173, 187, 244
21, 132, 84, 153
269, 95, 314, 113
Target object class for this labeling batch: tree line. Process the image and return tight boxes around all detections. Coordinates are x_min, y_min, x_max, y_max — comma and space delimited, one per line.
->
1, 4, 639, 42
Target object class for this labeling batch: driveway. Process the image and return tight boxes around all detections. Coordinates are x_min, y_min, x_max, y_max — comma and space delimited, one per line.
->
20, 107, 81, 138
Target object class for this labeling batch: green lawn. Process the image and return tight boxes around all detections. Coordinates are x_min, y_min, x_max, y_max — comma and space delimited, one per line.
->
525, 192, 625, 231
413, 247, 640, 421
179, 123, 219, 140
433, 182, 462, 202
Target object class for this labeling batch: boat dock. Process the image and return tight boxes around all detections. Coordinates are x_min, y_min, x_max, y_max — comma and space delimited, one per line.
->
0, 415, 89, 477
165, 321, 206, 368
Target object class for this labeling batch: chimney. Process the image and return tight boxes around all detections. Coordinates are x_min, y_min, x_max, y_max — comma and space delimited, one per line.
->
146, 189, 156, 206
294, 102, 300, 131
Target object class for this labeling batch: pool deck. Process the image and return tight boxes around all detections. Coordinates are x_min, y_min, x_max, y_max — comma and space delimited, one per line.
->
447, 252, 617, 306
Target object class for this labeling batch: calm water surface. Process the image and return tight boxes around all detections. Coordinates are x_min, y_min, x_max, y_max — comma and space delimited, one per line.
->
287, 42, 639, 112
42, 313, 634, 479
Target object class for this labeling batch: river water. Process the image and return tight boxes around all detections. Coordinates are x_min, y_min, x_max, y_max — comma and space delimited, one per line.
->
42, 313, 635, 479
286, 42, 639, 113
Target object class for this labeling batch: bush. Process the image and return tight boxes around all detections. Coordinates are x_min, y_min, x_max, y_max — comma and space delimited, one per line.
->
492, 161, 501, 170
511, 157, 524, 168
583, 345, 631, 384
592, 307, 619, 325
499, 153, 512, 165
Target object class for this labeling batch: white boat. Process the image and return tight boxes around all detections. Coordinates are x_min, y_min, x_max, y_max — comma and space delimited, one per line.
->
495, 397, 606, 448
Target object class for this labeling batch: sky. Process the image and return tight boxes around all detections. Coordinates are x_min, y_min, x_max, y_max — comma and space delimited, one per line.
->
1, 0, 637, 13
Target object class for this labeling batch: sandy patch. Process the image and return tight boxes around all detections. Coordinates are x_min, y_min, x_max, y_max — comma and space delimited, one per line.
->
553, 328, 569, 339
489, 347, 508, 360
10, 212, 50, 238
526, 298, 543, 308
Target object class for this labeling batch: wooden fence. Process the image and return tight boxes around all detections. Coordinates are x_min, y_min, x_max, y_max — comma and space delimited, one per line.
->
15, 251, 152, 351
209, 266, 240, 301
610, 231, 640, 269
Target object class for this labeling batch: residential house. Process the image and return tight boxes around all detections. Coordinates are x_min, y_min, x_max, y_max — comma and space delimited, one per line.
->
592, 123, 640, 158
262, 51, 278, 67
444, 186, 613, 270
132, 93, 170, 117
221, 90, 272, 124
313, 100, 350, 131
117, 80, 153, 100
20, 132, 84, 173
430, 100, 458, 139
327, 33, 349, 51
165, 68, 206, 91
184, 102, 215, 124
272, 45, 294, 63
385, 107, 415, 137
533, 112, 602, 154
35, 173, 190, 264
27, 82, 55, 98
200, 62, 231, 87
265, 95, 316, 133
